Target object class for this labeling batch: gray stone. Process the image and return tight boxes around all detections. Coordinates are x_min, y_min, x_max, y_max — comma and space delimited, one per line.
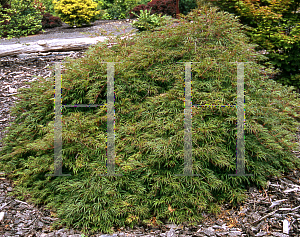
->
202, 227, 215, 236
6, 187, 12, 192
216, 232, 229, 236
99, 234, 118, 237
271, 233, 289, 237
228, 231, 242, 236
166, 228, 175, 237
255, 231, 267, 236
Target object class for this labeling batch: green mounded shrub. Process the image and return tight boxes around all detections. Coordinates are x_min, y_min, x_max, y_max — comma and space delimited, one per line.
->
40, 0, 56, 16
179, 0, 198, 16
0, 0, 43, 39
0, 3, 11, 38
1, 4, 300, 236
130, 8, 174, 31
53, 0, 99, 27
96, 0, 148, 20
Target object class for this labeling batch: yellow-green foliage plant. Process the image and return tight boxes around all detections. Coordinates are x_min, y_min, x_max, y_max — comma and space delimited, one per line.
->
53, 0, 99, 27
0, 3, 300, 236
208, 0, 300, 93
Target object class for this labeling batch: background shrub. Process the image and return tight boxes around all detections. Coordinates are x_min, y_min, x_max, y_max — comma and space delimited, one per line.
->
146, 0, 177, 16
40, 0, 56, 16
179, 0, 198, 16
130, 8, 175, 31
0, 0, 10, 6
53, 0, 99, 27
0, 0, 42, 39
33, 0, 46, 14
106, 3, 125, 19
129, 0, 198, 19
1, 5, 300, 235
96, 0, 150, 20
129, 3, 147, 18
0, 2, 12, 38
207, 0, 300, 93
129, 0, 176, 18
42, 12, 62, 28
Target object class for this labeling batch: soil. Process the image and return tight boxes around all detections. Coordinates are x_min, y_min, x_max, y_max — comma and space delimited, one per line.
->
0, 19, 139, 46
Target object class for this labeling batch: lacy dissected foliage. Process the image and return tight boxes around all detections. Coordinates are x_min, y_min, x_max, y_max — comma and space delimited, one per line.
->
0, 4, 300, 236
53, 0, 99, 27
207, 0, 300, 92
0, 0, 43, 38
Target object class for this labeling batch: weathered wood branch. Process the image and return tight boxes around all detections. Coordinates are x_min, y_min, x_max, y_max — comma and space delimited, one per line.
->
0, 35, 134, 57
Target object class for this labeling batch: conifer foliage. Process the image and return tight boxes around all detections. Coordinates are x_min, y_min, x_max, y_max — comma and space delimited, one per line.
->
0, 3, 300, 235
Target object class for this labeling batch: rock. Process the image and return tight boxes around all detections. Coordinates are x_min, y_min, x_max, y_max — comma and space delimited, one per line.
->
201, 227, 215, 236
255, 231, 267, 236
227, 231, 242, 236
0, 212, 5, 222
216, 232, 229, 236
99, 235, 118, 237
40, 234, 49, 237
271, 232, 289, 237
6, 187, 12, 192
165, 224, 180, 229
166, 228, 175, 237
283, 219, 290, 234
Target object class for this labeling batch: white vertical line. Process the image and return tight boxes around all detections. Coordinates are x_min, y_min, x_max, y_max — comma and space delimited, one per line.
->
184, 62, 193, 176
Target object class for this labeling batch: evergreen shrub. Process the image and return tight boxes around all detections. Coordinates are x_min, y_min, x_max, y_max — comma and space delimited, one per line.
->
40, 0, 56, 16
0, 3, 11, 38
129, 3, 147, 18
96, 0, 147, 20
33, 0, 46, 14
179, 0, 198, 16
0, 0, 43, 39
130, 8, 174, 31
53, 0, 99, 27
207, 0, 300, 93
0, 4, 300, 235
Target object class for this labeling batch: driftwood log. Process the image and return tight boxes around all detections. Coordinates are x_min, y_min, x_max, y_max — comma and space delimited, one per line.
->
0, 35, 135, 57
